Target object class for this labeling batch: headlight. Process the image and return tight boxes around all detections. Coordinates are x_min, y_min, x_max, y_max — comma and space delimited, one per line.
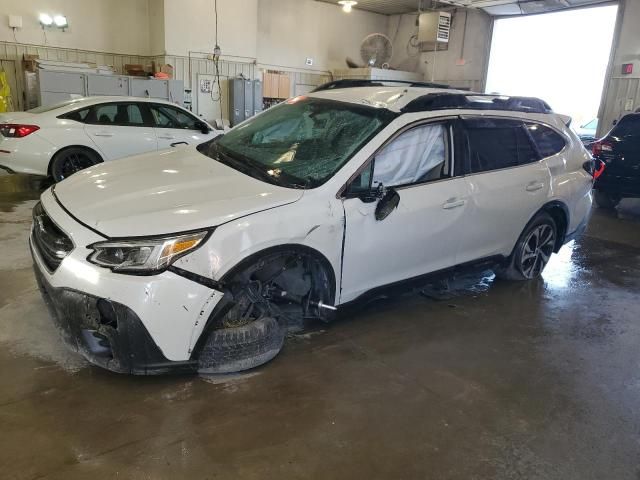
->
88, 231, 209, 274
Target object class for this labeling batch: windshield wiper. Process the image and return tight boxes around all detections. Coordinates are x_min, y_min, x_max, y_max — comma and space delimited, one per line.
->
213, 146, 286, 187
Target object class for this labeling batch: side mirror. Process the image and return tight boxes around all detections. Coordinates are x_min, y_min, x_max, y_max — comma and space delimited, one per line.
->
375, 188, 400, 221
195, 121, 211, 134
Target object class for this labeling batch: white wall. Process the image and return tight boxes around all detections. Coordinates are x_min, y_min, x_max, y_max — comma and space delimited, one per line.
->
257, 0, 389, 72
598, 0, 640, 135
0, 0, 152, 55
148, 0, 165, 56
388, 9, 492, 90
162, 0, 258, 59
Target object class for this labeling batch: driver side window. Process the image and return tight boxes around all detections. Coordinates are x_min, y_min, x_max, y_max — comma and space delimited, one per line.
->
372, 123, 449, 188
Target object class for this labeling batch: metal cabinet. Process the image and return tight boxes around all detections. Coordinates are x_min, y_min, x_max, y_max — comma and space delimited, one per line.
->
35, 70, 185, 108
228, 78, 264, 127
86, 75, 130, 96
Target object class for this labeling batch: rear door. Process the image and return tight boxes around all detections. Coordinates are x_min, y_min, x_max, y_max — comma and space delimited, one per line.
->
84, 102, 156, 160
456, 117, 551, 264
149, 103, 216, 149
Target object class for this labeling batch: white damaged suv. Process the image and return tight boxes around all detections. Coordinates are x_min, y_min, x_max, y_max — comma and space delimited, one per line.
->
31, 82, 595, 374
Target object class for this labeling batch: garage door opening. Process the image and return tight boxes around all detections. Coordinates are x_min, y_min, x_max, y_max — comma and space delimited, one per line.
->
485, 5, 618, 132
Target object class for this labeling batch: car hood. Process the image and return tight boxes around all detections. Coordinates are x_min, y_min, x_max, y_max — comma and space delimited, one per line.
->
53, 147, 304, 237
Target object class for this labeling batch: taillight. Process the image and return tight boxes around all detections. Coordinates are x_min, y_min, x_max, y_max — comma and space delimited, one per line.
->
591, 139, 613, 156
0, 124, 40, 138
583, 159, 605, 180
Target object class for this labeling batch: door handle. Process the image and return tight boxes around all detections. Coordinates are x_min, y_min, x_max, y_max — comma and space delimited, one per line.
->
93, 131, 114, 137
442, 198, 466, 210
170, 141, 189, 147
526, 182, 544, 192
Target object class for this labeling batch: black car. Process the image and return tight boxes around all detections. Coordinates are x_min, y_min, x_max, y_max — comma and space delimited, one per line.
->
591, 113, 640, 208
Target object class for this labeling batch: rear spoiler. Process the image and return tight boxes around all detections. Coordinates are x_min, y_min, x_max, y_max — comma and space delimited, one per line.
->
557, 114, 572, 127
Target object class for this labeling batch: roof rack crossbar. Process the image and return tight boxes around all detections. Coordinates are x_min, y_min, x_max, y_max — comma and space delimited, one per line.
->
311, 79, 452, 93
401, 93, 553, 115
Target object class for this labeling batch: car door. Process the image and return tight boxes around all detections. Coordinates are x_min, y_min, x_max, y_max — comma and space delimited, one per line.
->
455, 117, 552, 265
84, 102, 157, 160
340, 119, 472, 303
149, 103, 216, 149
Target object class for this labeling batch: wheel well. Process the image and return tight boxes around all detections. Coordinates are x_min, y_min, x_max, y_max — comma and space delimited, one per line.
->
220, 244, 337, 305
47, 145, 103, 176
541, 202, 569, 252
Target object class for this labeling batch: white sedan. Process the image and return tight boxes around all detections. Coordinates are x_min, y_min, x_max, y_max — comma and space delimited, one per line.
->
0, 96, 220, 181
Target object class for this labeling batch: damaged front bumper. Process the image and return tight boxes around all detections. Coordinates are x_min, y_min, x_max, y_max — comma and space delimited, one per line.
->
30, 189, 227, 374
33, 261, 197, 374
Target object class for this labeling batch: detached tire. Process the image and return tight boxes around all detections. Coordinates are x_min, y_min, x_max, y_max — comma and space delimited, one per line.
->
50, 147, 102, 182
594, 190, 621, 209
197, 317, 285, 374
495, 212, 557, 282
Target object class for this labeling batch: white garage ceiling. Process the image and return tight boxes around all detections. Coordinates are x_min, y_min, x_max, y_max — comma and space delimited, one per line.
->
316, 0, 615, 15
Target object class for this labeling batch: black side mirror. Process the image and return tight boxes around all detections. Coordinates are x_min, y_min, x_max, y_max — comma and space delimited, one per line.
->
195, 121, 211, 134
375, 188, 400, 221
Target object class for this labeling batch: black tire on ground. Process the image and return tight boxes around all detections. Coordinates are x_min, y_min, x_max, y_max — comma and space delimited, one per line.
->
495, 212, 557, 282
197, 316, 285, 374
594, 190, 621, 209
50, 147, 102, 182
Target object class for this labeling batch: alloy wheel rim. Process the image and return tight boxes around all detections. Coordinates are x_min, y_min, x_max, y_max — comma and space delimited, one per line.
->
58, 153, 94, 180
520, 224, 555, 279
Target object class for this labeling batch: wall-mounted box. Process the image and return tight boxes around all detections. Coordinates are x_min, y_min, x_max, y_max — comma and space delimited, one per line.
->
9, 15, 22, 28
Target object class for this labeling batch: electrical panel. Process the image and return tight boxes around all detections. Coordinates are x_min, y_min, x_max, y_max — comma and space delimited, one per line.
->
418, 12, 452, 50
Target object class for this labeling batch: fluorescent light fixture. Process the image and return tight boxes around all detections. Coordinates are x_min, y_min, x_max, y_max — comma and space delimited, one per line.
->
39, 13, 53, 26
338, 0, 357, 13
53, 15, 68, 28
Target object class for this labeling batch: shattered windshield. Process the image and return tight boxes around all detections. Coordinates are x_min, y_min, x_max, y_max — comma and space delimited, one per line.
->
197, 97, 396, 189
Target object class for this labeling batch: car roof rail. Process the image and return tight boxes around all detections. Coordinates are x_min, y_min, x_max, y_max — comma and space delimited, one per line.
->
401, 92, 554, 115
311, 79, 453, 92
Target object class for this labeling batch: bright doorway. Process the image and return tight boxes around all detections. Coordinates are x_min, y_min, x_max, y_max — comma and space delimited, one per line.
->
485, 5, 618, 129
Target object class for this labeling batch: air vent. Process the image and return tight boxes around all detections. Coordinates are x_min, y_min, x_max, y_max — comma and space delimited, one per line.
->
418, 12, 452, 50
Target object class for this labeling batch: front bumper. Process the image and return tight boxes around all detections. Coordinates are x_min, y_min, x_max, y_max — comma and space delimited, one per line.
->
31, 188, 225, 373
33, 259, 197, 374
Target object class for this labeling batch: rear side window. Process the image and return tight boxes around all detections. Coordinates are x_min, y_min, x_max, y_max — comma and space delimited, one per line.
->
90, 103, 146, 126
464, 118, 539, 174
612, 114, 640, 138
526, 123, 566, 158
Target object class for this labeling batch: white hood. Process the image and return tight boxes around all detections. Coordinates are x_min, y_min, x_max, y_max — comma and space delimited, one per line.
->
53, 147, 304, 237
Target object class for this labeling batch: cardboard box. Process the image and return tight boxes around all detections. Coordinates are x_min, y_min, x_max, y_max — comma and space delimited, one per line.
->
160, 64, 174, 79
124, 64, 147, 77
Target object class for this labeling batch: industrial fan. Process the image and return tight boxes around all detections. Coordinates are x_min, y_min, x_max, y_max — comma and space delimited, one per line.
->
360, 33, 393, 68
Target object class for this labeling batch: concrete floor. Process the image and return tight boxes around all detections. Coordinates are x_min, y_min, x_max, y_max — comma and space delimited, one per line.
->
1, 173, 640, 480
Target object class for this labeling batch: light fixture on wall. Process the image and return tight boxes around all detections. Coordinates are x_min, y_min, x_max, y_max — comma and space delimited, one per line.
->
338, 1, 357, 13
39, 13, 68, 30
53, 15, 68, 28
38, 13, 53, 26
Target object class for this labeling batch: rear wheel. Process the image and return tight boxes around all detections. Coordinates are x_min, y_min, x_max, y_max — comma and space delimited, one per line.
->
496, 213, 557, 281
594, 190, 621, 209
50, 147, 102, 182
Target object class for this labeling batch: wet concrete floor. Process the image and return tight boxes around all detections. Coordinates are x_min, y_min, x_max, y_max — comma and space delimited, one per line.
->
1, 172, 640, 479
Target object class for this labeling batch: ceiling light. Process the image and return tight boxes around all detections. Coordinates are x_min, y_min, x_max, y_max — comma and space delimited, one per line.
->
338, 1, 357, 13
53, 15, 68, 28
39, 13, 53, 26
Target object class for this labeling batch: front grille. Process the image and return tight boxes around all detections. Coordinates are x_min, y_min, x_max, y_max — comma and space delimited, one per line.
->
32, 202, 74, 271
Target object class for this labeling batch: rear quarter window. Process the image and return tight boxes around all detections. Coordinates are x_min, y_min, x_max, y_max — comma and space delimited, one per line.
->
526, 123, 566, 158
612, 114, 640, 138
59, 108, 91, 123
